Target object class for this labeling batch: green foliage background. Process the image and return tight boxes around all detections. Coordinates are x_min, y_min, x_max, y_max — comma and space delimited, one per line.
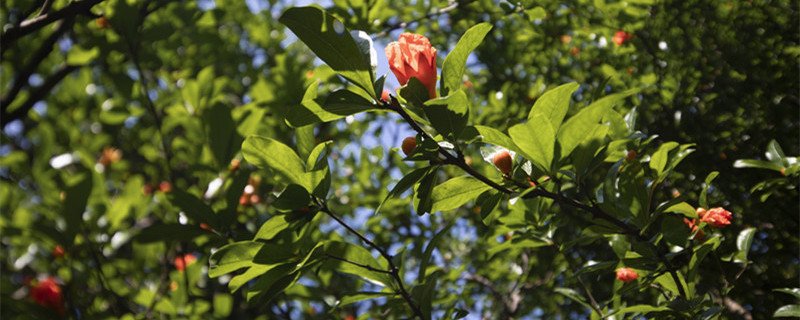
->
1, 0, 797, 319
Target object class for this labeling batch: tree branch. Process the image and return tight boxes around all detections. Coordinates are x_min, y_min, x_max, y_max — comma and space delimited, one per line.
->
314, 197, 425, 319
1, 17, 73, 115
1, 64, 80, 127
1, 0, 105, 49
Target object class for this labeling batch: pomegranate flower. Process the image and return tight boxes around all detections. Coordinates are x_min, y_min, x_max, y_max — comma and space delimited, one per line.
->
613, 30, 633, 46
385, 33, 438, 100
697, 207, 733, 228
31, 277, 64, 315
616, 268, 639, 283
683, 218, 705, 241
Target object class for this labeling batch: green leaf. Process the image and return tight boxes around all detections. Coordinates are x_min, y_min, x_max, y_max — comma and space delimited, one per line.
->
168, 190, 220, 230
766, 139, 788, 166
509, 113, 555, 172
136, 224, 216, 243
245, 264, 298, 302
440, 23, 492, 96
528, 82, 579, 130
204, 102, 243, 168
212, 294, 233, 318
650, 142, 678, 177
63, 171, 92, 245
734, 228, 756, 263
209, 241, 265, 278
664, 202, 699, 218
424, 90, 469, 141
399, 77, 430, 109
242, 136, 312, 192
605, 305, 670, 318
414, 167, 438, 215
295, 125, 315, 161
699, 171, 719, 209
322, 241, 393, 287
273, 184, 311, 211
557, 101, 609, 160
336, 292, 394, 308
287, 88, 376, 127
554, 287, 592, 310
469, 125, 522, 155
774, 305, 800, 318
525, 7, 547, 20
733, 159, 785, 171
254, 214, 292, 240
655, 272, 689, 298
375, 167, 431, 215
279, 6, 375, 97
66, 46, 99, 65
430, 176, 493, 212
418, 220, 454, 281
774, 288, 800, 300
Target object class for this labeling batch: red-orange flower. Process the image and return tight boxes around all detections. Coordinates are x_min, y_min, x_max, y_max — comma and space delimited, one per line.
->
613, 30, 633, 46
381, 89, 390, 102
174, 254, 197, 272
698, 207, 732, 228
616, 268, 639, 283
385, 33, 438, 99
683, 218, 705, 241
30, 277, 64, 315
52, 245, 65, 259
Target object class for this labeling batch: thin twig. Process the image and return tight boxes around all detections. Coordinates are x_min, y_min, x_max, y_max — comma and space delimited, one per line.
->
376, 1, 461, 38
1, 0, 104, 49
314, 197, 425, 319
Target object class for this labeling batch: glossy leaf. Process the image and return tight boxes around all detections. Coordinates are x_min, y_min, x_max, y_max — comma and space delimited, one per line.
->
528, 82, 579, 129
440, 23, 493, 96
509, 113, 555, 172
424, 90, 469, 141
279, 6, 375, 97
430, 176, 493, 212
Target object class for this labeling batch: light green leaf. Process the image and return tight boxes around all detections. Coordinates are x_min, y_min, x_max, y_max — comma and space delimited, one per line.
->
650, 142, 679, 177
699, 171, 719, 209
734, 228, 756, 263
430, 176, 493, 212
66, 46, 99, 65
440, 23, 492, 96
774, 288, 800, 300
336, 292, 394, 308
242, 136, 312, 192
528, 82, 579, 130
279, 6, 375, 97
774, 305, 800, 318
664, 202, 699, 218
322, 241, 392, 287
733, 159, 785, 172
470, 125, 522, 155
254, 214, 292, 240
509, 113, 555, 172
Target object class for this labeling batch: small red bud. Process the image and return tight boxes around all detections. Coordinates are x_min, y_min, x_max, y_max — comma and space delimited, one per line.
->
239, 195, 250, 205
625, 150, 637, 162
52, 245, 65, 259
96, 17, 110, 29
493, 151, 513, 174
401, 137, 417, 156
159, 181, 172, 193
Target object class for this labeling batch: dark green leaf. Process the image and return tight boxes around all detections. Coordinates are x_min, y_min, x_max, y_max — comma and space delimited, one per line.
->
699, 171, 719, 209
424, 90, 470, 141
399, 77, 430, 109
209, 241, 265, 278
168, 190, 220, 230
279, 6, 375, 97
375, 167, 431, 215
136, 224, 216, 243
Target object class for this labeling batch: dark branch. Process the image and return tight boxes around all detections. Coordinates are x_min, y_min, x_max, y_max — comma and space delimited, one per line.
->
1, 0, 105, 49
1, 64, 80, 127
315, 197, 426, 319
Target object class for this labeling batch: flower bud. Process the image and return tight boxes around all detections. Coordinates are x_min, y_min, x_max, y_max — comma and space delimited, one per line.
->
493, 151, 513, 174
386, 33, 438, 100
401, 137, 417, 156
615, 268, 639, 283
700, 207, 732, 228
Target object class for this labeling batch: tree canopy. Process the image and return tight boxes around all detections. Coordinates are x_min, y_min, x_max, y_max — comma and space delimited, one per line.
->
1, 0, 798, 319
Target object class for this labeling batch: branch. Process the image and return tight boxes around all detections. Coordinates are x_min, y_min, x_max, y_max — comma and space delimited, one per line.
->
1, 0, 105, 49
1, 64, 80, 127
383, 95, 689, 300
314, 198, 425, 319
324, 254, 394, 275
0, 17, 73, 114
